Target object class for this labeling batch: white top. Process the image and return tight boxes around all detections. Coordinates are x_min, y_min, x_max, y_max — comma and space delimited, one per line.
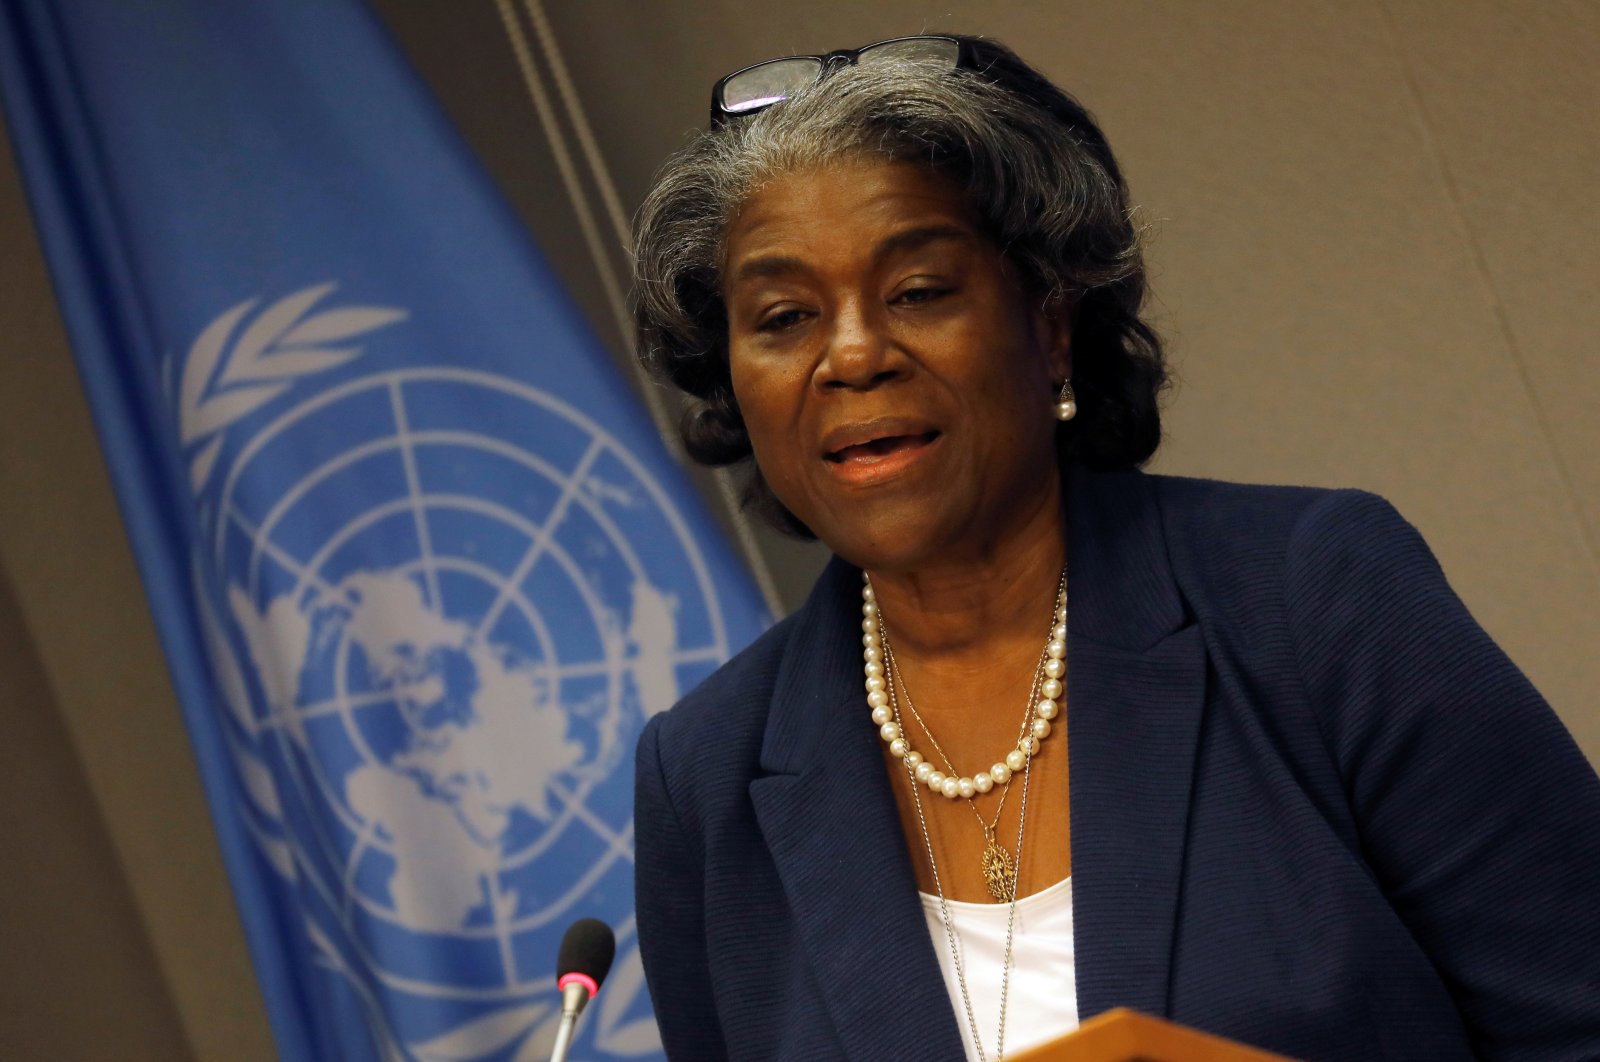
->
919, 876, 1079, 1061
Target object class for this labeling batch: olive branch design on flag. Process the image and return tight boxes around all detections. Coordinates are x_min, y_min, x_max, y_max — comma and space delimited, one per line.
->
176, 282, 407, 491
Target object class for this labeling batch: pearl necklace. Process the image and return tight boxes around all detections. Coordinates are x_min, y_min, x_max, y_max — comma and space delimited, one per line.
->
862, 569, 1067, 802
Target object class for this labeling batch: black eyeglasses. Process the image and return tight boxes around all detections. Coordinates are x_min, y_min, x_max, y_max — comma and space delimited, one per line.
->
710, 36, 973, 128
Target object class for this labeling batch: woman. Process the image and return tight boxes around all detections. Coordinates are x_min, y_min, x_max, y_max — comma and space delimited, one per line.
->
629, 35, 1600, 1061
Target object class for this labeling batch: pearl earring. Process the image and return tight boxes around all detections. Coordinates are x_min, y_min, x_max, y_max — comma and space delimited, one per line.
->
1054, 380, 1077, 421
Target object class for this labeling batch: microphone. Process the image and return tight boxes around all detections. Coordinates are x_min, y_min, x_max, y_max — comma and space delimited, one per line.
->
549, 917, 616, 1062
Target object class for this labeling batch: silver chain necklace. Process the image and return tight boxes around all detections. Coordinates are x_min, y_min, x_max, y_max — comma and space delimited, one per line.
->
894, 675, 1035, 1062
873, 572, 1065, 1062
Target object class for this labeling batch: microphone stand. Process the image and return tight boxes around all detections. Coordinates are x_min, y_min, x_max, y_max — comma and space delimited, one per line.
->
549, 978, 593, 1062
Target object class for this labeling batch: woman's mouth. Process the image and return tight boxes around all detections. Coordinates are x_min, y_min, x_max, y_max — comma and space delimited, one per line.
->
823, 430, 941, 484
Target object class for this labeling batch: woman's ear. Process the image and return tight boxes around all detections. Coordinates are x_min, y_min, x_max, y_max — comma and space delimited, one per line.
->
1037, 290, 1076, 386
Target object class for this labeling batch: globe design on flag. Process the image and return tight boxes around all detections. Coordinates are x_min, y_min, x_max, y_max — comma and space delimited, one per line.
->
201, 365, 730, 1054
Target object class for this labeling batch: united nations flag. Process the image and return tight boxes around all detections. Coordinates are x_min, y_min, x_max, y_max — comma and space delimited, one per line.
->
0, 2, 768, 1058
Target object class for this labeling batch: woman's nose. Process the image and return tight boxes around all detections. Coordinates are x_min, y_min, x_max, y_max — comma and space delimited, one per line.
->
815, 303, 901, 390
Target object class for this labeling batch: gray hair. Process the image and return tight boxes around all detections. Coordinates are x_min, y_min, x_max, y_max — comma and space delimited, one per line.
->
632, 39, 1166, 536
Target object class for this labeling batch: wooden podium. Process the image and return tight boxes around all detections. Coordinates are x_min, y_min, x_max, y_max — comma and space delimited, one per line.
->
1009, 1009, 1300, 1061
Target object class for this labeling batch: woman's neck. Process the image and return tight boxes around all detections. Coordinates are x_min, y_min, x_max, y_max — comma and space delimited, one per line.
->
863, 480, 1067, 665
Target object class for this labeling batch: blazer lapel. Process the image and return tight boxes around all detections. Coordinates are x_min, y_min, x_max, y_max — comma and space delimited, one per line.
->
1066, 468, 1207, 1021
745, 467, 1208, 1047
749, 558, 966, 1061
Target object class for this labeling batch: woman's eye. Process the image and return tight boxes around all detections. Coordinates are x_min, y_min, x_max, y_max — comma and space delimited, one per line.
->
756, 308, 807, 333
894, 285, 953, 306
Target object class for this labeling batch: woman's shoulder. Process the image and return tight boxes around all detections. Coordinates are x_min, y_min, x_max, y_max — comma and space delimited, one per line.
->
1129, 470, 1444, 649
1138, 470, 1425, 579
1143, 469, 1393, 531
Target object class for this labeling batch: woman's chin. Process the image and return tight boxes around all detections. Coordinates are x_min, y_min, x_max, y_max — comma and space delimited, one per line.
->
806, 499, 964, 575
796, 460, 1064, 577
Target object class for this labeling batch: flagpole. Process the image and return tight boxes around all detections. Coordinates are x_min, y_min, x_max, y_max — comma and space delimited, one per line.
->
491, 0, 786, 619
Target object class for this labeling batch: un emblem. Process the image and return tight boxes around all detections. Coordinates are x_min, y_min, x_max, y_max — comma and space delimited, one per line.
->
181, 285, 734, 1058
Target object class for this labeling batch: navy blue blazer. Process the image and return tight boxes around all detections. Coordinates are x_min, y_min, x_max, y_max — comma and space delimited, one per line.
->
634, 468, 1600, 1060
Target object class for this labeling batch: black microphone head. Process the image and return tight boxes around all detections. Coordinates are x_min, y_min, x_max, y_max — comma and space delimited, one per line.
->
556, 917, 616, 988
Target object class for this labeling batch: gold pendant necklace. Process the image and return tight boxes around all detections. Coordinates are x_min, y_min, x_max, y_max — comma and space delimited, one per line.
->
882, 626, 1054, 902
979, 824, 1018, 903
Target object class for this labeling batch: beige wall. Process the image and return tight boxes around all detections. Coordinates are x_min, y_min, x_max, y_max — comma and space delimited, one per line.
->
0, 2, 1593, 1057
0, 562, 195, 1060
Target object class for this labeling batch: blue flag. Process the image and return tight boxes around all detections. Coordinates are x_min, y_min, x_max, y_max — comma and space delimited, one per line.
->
0, 1, 769, 1057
